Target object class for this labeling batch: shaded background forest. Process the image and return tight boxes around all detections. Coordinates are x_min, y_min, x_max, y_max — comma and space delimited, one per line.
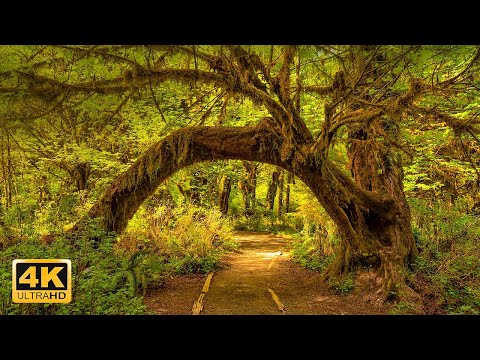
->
0, 45, 479, 315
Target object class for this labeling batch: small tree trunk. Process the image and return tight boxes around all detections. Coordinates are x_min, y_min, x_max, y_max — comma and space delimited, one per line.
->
277, 169, 284, 217
0, 186, 4, 228
0, 133, 13, 208
189, 173, 208, 205
175, 182, 192, 203
265, 170, 279, 214
285, 172, 294, 213
240, 161, 257, 215
218, 174, 232, 216
38, 175, 50, 205
74, 162, 91, 191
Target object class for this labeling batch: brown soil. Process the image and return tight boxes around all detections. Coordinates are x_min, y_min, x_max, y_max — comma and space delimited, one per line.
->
144, 231, 392, 315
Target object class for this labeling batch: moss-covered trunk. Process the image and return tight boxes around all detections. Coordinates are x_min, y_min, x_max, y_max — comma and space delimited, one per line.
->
71, 125, 291, 234
321, 119, 418, 302
240, 161, 257, 216
189, 173, 207, 205
0, 132, 13, 208
322, 187, 417, 301
265, 170, 279, 214
304, 47, 420, 302
277, 169, 284, 217
74, 163, 91, 192
285, 172, 294, 213
218, 174, 232, 216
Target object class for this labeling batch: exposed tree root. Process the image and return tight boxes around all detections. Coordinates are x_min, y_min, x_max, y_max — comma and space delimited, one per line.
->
314, 248, 425, 313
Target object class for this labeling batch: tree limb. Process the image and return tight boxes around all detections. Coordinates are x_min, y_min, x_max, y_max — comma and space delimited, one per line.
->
440, 46, 480, 86
303, 84, 334, 95
330, 109, 384, 134
327, 163, 401, 220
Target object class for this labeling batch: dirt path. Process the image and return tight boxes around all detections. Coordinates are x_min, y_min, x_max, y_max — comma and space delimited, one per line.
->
144, 231, 391, 315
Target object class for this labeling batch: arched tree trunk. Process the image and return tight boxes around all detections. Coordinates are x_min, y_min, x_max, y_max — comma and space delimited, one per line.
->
70, 122, 418, 303
70, 124, 295, 235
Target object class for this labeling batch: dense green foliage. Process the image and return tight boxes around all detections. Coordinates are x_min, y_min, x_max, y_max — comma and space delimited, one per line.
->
409, 199, 480, 314
1, 221, 147, 314
0, 205, 236, 315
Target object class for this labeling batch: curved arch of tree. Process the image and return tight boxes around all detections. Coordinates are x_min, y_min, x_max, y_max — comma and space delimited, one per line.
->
2, 45, 479, 303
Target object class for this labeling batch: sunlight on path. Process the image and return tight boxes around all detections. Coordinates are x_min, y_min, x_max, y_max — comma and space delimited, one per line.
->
145, 231, 391, 315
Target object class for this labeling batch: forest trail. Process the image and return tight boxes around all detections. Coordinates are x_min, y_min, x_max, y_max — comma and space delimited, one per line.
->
144, 231, 391, 315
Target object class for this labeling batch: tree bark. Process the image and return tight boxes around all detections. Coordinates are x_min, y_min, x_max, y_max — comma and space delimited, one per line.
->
277, 169, 284, 217
62, 162, 91, 192
71, 124, 294, 235
0, 133, 13, 209
218, 174, 232, 216
240, 161, 257, 216
74, 163, 90, 191
285, 172, 294, 213
323, 117, 418, 301
317, 47, 420, 302
265, 170, 279, 214
38, 175, 50, 205
189, 173, 207, 205
0, 186, 4, 228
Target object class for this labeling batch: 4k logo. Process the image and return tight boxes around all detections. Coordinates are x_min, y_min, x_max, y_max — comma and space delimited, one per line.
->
12, 259, 71, 303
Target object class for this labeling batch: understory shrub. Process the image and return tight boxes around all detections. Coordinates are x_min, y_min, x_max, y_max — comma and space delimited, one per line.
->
409, 198, 480, 314
117, 203, 238, 291
0, 221, 146, 315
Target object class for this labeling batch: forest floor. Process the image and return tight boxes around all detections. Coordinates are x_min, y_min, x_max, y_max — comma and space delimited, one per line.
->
144, 231, 392, 315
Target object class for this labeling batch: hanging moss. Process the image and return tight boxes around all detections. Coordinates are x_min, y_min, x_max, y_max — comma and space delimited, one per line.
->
145, 155, 155, 181
176, 132, 193, 164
